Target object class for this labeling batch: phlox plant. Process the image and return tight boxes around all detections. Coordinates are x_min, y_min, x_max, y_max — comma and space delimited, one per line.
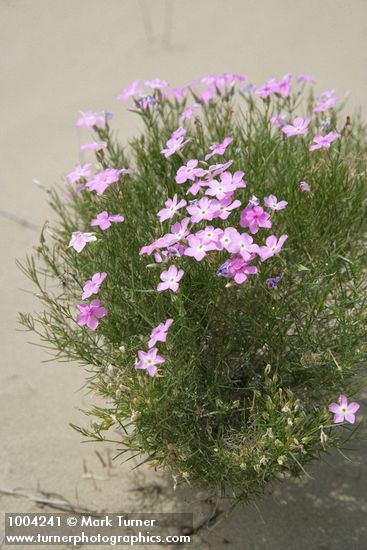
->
19, 72, 367, 502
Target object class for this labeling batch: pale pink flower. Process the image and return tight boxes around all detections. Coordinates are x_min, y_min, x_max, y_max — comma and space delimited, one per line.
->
168, 218, 190, 243
176, 160, 206, 184
157, 265, 184, 293
80, 141, 107, 151
276, 73, 292, 98
226, 231, 259, 261
297, 74, 316, 84
157, 194, 187, 222
195, 226, 223, 250
91, 211, 124, 230
282, 117, 311, 137
85, 168, 123, 194
76, 299, 107, 330
255, 78, 278, 98
68, 232, 97, 253
264, 194, 288, 211
135, 347, 165, 377
117, 80, 144, 101
148, 319, 174, 348
299, 181, 310, 192
76, 111, 105, 128
309, 131, 340, 151
313, 96, 340, 113
180, 104, 200, 121
82, 272, 107, 300
187, 197, 217, 223
207, 160, 234, 178
205, 137, 233, 161
184, 235, 210, 261
228, 255, 258, 284
67, 163, 92, 184
144, 78, 169, 89
161, 136, 191, 158
212, 196, 242, 220
328, 394, 360, 424
270, 114, 286, 129
258, 235, 288, 261
164, 87, 187, 99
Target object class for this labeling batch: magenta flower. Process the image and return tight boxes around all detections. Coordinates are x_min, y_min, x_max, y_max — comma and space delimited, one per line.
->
240, 206, 272, 234
176, 160, 206, 184
148, 319, 174, 348
205, 137, 233, 161
157, 194, 187, 222
328, 394, 360, 424
117, 80, 144, 101
309, 131, 340, 151
299, 181, 310, 192
282, 117, 311, 137
75, 111, 105, 128
276, 73, 292, 98
264, 194, 288, 211
258, 235, 288, 261
228, 255, 258, 285
82, 272, 107, 300
85, 168, 124, 194
157, 265, 184, 293
76, 299, 107, 330
68, 232, 97, 253
91, 211, 124, 230
144, 78, 169, 89
135, 347, 165, 377
187, 197, 217, 223
80, 141, 107, 151
255, 78, 278, 98
67, 163, 92, 184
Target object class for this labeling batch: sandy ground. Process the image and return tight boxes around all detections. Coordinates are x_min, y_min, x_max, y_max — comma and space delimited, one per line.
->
1, 1, 367, 548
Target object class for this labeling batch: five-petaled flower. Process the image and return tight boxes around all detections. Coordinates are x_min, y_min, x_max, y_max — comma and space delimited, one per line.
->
205, 137, 233, 161
240, 206, 272, 234
135, 347, 166, 377
264, 194, 288, 211
67, 163, 92, 184
68, 232, 97, 253
82, 272, 108, 300
157, 265, 184, 292
158, 195, 187, 222
258, 235, 288, 261
76, 299, 108, 330
148, 319, 174, 348
309, 131, 340, 151
328, 394, 360, 424
91, 211, 124, 230
282, 117, 311, 137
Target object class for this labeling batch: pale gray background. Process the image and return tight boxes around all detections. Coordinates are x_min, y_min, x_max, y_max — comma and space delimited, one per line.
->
1, 1, 366, 548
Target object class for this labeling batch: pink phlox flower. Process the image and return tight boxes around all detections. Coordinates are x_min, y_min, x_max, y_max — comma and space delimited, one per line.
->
282, 117, 311, 137
206, 160, 234, 178
158, 194, 187, 222
171, 127, 186, 139
82, 272, 107, 300
255, 78, 278, 98
313, 96, 339, 113
117, 80, 144, 101
276, 73, 292, 97
299, 181, 310, 192
67, 163, 92, 184
180, 104, 200, 121
226, 231, 259, 261
91, 211, 124, 230
196, 226, 223, 251
75, 111, 105, 128
270, 114, 286, 129
240, 206, 272, 234
213, 196, 241, 220
219, 227, 239, 252
184, 234, 211, 261
186, 197, 217, 223
258, 234, 288, 262
168, 218, 190, 243
186, 180, 207, 196
309, 131, 340, 151
157, 265, 184, 293
264, 194, 288, 211
161, 135, 191, 158
85, 168, 122, 194
144, 78, 169, 89
328, 394, 360, 424
76, 299, 107, 330
176, 160, 206, 184
297, 74, 316, 84
68, 232, 97, 253
148, 319, 174, 348
135, 347, 165, 377
228, 254, 258, 285
205, 137, 233, 161
248, 195, 260, 206
80, 141, 107, 151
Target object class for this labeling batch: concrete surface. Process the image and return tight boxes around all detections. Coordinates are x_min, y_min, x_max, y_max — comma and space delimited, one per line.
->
1, 1, 366, 548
